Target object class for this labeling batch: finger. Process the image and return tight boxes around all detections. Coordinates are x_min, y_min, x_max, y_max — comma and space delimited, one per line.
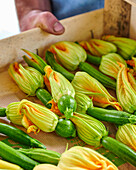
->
36, 11, 65, 35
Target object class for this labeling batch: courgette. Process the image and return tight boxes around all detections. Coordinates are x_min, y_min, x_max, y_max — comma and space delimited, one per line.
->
45, 51, 74, 81
36, 88, 52, 109
58, 95, 77, 119
0, 141, 39, 170
102, 136, 136, 167
0, 122, 46, 149
0, 107, 6, 117
79, 62, 116, 90
87, 107, 136, 125
87, 53, 101, 66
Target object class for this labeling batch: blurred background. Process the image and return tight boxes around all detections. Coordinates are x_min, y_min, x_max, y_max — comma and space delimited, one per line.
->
0, 0, 20, 39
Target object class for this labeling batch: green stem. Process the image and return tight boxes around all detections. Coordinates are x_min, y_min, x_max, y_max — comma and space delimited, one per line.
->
87, 53, 101, 66
0, 107, 6, 117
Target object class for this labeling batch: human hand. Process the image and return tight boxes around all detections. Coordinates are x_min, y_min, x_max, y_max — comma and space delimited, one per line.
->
20, 10, 65, 35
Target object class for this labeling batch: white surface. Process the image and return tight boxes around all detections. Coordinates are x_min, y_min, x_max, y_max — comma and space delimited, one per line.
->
0, 0, 20, 39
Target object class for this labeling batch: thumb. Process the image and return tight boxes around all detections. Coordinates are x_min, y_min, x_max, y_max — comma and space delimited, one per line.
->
34, 11, 65, 35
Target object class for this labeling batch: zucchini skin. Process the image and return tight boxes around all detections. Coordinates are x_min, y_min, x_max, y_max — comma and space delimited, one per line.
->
79, 62, 116, 90
36, 88, 52, 109
0, 141, 39, 170
45, 51, 74, 81
87, 107, 136, 125
0, 122, 46, 149
0, 107, 6, 117
87, 53, 101, 66
102, 136, 136, 167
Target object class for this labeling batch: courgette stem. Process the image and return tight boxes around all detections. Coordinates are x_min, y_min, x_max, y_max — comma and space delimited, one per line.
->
36, 88, 52, 109
0, 122, 46, 149
87, 107, 136, 125
102, 136, 136, 167
79, 62, 116, 90
87, 53, 101, 66
0, 107, 6, 117
45, 51, 74, 81
0, 141, 39, 170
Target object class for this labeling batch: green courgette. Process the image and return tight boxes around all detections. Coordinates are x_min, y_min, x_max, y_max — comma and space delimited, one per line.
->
102, 136, 136, 167
0, 141, 39, 170
79, 62, 116, 90
18, 148, 61, 165
36, 88, 52, 109
87, 107, 136, 125
0, 122, 46, 149
87, 53, 101, 66
58, 95, 77, 119
45, 51, 74, 81
55, 118, 76, 138
0, 107, 6, 117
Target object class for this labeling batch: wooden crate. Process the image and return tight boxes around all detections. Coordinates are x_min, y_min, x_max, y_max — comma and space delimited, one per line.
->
0, 0, 136, 169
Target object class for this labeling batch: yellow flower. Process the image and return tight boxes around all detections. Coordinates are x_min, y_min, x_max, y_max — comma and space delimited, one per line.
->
44, 66, 75, 103
6, 102, 23, 126
8, 63, 44, 96
48, 41, 87, 71
58, 146, 118, 170
70, 112, 108, 147
0, 160, 22, 170
33, 164, 61, 170
79, 39, 117, 57
102, 35, 136, 60
116, 124, 136, 151
19, 99, 58, 133
116, 64, 136, 113
99, 53, 127, 79
72, 71, 122, 110
75, 92, 93, 114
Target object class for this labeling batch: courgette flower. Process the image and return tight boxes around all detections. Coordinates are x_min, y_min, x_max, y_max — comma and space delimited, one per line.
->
72, 72, 122, 110
22, 49, 47, 75
8, 63, 44, 96
75, 92, 93, 114
116, 64, 136, 113
19, 99, 58, 133
102, 35, 136, 60
6, 102, 23, 126
116, 124, 136, 151
70, 112, 108, 147
58, 146, 118, 170
44, 66, 75, 103
99, 53, 127, 79
48, 41, 87, 71
79, 39, 117, 57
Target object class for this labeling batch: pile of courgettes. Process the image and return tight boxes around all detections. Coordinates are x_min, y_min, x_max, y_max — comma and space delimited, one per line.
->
1, 35, 136, 169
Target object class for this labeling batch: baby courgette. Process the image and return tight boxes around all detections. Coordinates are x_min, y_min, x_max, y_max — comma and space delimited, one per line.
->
0, 122, 46, 149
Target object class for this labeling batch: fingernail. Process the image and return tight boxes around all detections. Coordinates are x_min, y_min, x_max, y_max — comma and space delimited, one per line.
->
53, 22, 64, 32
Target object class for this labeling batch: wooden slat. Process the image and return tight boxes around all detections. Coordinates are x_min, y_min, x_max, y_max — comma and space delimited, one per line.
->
124, 0, 136, 6
0, 9, 103, 71
129, 6, 136, 39
104, 0, 131, 37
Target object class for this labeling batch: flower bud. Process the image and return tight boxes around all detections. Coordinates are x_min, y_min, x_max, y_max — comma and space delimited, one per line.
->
72, 71, 122, 110
102, 35, 136, 60
75, 92, 93, 114
0, 160, 22, 170
22, 49, 47, 75
19, 99, 58, 132
116, 124, 136, 151
70, 112, 108, 147
6, 102, 23, 126
48, 41, 87, 71
99, 53, 127, 79
8, 63, 44, 96
58, 146, 118, 170
116, 64, 136, 113
33, 164, 61, 170
44, 66, 75, 103
79, 39, 117, 57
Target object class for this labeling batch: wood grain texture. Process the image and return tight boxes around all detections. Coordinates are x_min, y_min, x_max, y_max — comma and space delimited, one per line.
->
104, 0, 131, 37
